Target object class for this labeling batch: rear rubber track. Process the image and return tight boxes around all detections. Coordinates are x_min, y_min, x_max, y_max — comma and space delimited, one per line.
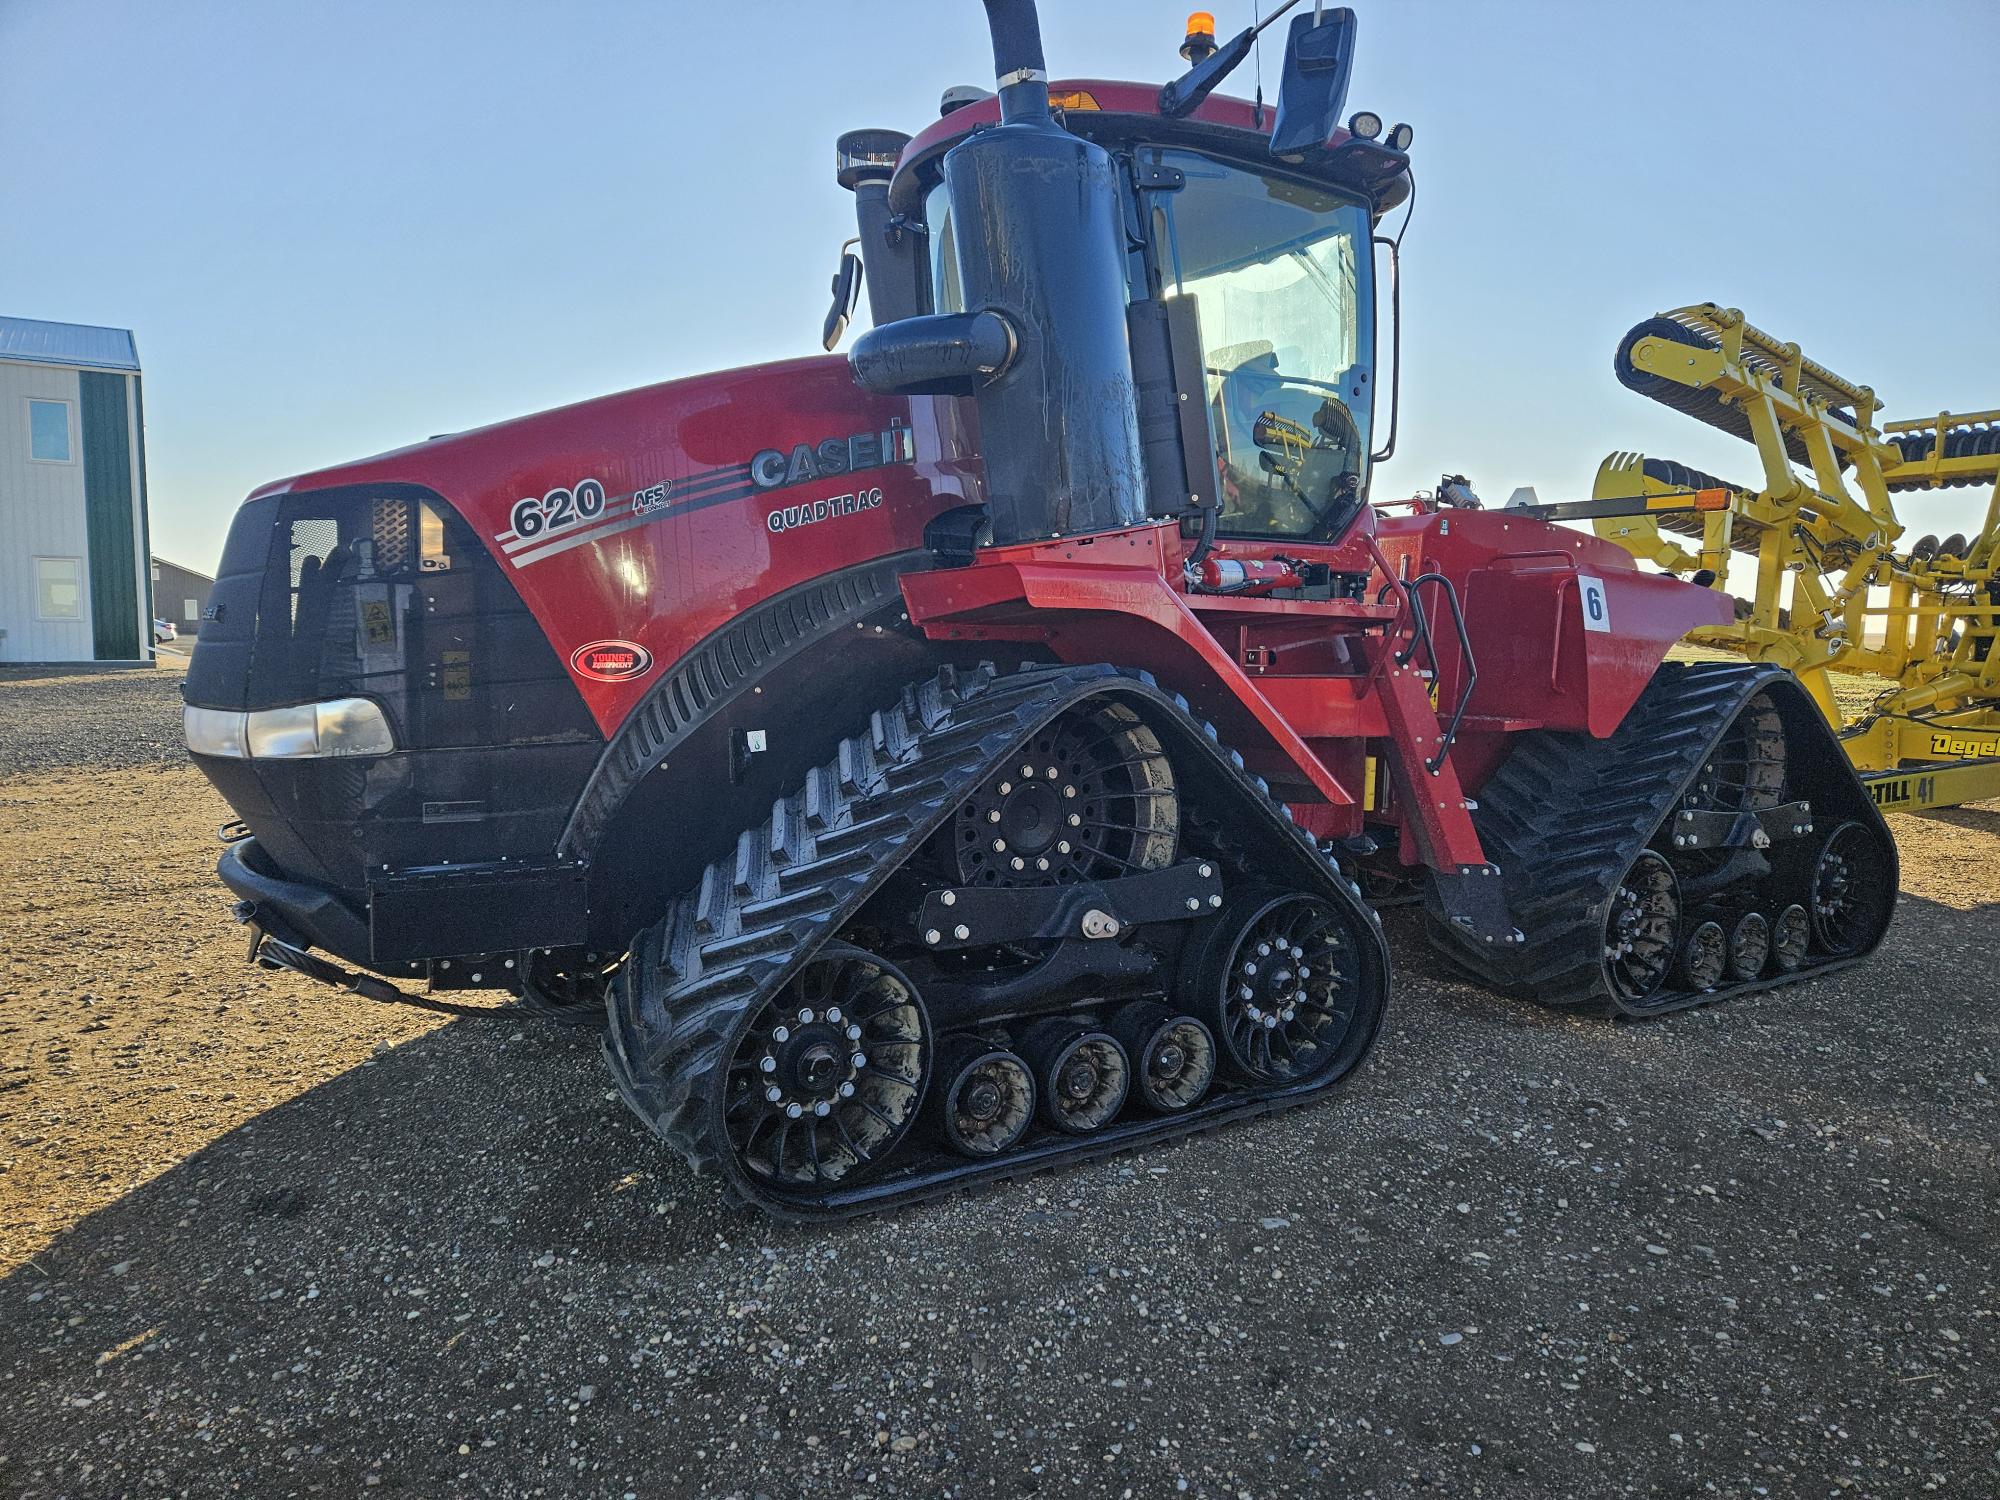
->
1428, 661, 1897, 1016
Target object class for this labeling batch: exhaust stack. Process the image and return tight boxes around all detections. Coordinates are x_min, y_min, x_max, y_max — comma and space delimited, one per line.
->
850, 0, 1146, 547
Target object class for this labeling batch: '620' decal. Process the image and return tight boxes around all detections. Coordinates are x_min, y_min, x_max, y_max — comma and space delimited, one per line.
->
511, 478, 607, 540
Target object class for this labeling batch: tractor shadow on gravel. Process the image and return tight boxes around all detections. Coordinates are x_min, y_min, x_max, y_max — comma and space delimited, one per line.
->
0, 1022, 737, 1405
3, 891, 1995, 1496
1911, 802, 2000, 836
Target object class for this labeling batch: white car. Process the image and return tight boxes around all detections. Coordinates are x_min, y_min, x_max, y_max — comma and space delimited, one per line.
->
154, 618, 179, 646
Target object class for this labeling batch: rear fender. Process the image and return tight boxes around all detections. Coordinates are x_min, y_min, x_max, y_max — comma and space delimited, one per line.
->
1459, 558, 1731, 737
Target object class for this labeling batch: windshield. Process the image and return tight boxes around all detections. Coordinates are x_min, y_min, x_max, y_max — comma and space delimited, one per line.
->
1148, 149, 1374, 540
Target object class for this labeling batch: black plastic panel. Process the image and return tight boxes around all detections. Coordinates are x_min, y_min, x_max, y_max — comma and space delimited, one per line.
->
185, 484, 603, 905
369, 858, 588, 965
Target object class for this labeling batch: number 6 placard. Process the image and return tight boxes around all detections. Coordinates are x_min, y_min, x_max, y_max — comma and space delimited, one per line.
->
1578, 575, 1611, 633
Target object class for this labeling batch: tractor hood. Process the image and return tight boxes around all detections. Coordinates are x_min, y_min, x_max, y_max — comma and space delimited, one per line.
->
192, 356, 977, 733
183, 353, 978, 922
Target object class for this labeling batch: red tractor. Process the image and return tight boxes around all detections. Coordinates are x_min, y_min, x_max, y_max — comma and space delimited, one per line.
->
182, 2, 1895, 1217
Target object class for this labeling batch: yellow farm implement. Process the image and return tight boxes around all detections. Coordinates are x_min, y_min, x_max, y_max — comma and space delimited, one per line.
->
1517, 303, 2000, 811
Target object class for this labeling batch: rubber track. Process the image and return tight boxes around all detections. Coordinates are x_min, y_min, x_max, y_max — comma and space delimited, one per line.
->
602, 662, 1387, 1221
1428, 661, 1890, 1017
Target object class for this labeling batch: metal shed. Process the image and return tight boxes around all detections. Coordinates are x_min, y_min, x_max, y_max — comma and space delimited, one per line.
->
0, 315, 152, 663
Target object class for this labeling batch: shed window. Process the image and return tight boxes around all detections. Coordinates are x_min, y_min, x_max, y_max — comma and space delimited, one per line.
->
28, 399, 73, 463
184, 598, 200, 620
36, 557, 83, 620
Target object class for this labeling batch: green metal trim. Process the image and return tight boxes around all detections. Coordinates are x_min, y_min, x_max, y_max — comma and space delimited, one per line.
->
133, 376, 154, 644
79, 370, 140, 659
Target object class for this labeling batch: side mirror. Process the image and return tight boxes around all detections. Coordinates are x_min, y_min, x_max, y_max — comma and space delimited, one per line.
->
1269, 8, 1357, 160
821, 242, 864, 352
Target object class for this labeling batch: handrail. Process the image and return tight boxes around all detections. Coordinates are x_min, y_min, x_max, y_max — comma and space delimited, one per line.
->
1359, 533, 1478, 774
1405, 572, 1478, 774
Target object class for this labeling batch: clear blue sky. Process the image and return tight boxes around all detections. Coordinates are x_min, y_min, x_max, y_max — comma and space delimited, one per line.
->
4, 0, 1995, 573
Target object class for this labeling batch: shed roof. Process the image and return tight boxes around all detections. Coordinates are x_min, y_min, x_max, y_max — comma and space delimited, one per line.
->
0, 315, 140, 372
152, 556, 215, 585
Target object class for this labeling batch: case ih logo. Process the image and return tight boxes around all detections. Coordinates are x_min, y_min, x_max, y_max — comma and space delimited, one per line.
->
749, 423, 916, 490
570, 640, 654, 682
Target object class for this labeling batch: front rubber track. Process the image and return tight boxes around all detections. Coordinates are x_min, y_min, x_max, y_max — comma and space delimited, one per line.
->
1426, 661, 1897, 1017
602, 662, 1389, 1221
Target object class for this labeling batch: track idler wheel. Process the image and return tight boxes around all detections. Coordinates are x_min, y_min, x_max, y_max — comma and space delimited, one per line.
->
1728, 912, 1770, 980
721, 944, 930, 1190
1193, 890, 1371, 1086
1111, 1003, 1217, 1114
1023, 1020, 1130, 1134
1604, 850, 1680, 1005
932, 1040, 1036, 1158
1677, 919, 1728, 991
1810, 821, 1895, 956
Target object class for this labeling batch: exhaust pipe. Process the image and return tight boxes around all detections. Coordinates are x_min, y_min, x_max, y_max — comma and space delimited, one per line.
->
981, 0, 1051, 122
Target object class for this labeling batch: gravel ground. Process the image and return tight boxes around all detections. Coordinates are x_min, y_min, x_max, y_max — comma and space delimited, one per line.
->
0, 659, 188, 777
1, 669, 1995, 1499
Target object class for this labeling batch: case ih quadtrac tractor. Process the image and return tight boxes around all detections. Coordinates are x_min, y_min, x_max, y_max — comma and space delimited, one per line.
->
183, 1, 1896, 1218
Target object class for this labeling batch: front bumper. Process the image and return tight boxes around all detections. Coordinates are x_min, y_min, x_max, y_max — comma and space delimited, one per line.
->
219, 833, 590, 978
217, 836, 373, 967
220, 837, 551, 1018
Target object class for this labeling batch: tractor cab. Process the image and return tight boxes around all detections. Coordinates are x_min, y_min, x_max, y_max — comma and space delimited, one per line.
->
1129, 147, 1375, 542
931, 132, 1378, 542
832, 6, 1412, 555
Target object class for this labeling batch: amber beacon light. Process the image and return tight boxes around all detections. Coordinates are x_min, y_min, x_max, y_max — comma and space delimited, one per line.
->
1180, 11, 1218, 63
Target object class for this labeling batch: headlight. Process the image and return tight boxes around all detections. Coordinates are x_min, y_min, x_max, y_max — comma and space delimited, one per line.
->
185, 698, 395, 760
245, 703, 319, 758
183, 706, 249, 757
313, 698, 397, 756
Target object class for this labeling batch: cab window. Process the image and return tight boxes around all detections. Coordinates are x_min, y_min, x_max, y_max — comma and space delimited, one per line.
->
1147, 150, 1374, 540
